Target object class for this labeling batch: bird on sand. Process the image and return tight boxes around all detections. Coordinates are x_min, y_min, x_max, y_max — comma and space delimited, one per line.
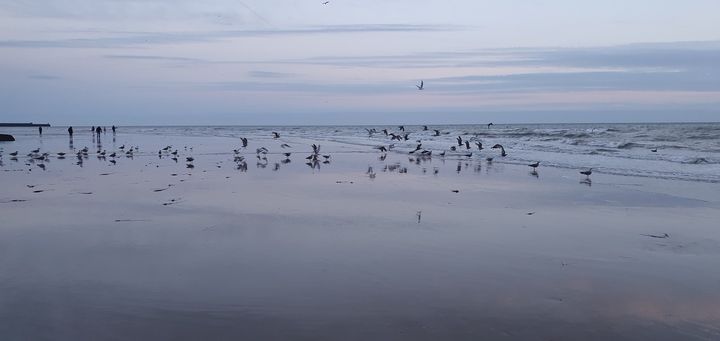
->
416, 80, 424, 90
272, 132, 280, 138
580, 168, 593, 177
186, 157, 194, 162
433, 129, 440, 136
10, 151, 18, 156
487, 123, 494, 128
528, 161, 540, 170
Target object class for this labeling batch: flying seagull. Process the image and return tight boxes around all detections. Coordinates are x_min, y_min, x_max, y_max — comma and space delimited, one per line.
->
416, 80, 424, 90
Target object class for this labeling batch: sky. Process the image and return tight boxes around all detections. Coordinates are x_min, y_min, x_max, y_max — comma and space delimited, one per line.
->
1, 0, 719, 125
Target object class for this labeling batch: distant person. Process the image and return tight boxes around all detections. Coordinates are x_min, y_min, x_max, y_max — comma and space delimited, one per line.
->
95, 126, 102, 135
68, 126, 74, 136
91, 126, 95, 133
112, 125, 116, 134
103, 127, 106, 133
38, 126, 42, 135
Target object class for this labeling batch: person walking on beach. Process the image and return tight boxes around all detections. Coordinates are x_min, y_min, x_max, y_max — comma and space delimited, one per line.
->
95, 126, 102, 135
91, 126, 95, 134
38, 126, 42, 135
68, 126, 74, 137
112, 125, 116, 134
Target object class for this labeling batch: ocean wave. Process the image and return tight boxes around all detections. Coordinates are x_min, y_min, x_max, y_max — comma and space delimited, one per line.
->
617, 142, 643, 149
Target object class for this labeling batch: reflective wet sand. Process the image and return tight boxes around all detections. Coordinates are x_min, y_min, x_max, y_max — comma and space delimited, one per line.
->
1, 129, 720, 340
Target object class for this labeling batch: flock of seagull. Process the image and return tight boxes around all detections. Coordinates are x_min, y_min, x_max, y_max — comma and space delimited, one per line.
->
0, 126, 595, 182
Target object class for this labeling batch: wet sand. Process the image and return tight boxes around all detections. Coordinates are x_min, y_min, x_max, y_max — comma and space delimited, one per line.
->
1, 129, 720, 340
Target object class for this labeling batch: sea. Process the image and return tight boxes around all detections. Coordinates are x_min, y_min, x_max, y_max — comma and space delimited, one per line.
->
2, 123, 719, 183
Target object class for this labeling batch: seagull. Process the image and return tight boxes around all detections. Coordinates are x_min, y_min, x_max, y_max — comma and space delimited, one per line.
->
416, 80, 424, 90
465, 141, 471, 150
528, 161, 540, 169
491, 144, 507, 157
423, 125, 428, 131
433, 129, 440, 136
57, 152, 66, 156
486, 157, 494, 162
10, 151, 18, 156
31, 148, 40, 153
487, 123, 494, 128
580, 168, 593, 177
281, 143, 291, 148
375, 146, 388, 153
283, 153, 291, 158
186, 157, 194, 162
457, 136, 463, 146
651, 149, 658, 152
322, 1, 329, 4
240, 137, 248, 148
475, 142, 483, 150
272, 132, 280, 138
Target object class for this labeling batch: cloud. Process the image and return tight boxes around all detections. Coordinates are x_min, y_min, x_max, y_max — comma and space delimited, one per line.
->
247, 71, 295, 78
0, 24, 462, 49
27, 74, 61, 80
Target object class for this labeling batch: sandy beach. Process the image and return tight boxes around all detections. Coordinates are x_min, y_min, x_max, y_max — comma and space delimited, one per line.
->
0, 126, 718, 340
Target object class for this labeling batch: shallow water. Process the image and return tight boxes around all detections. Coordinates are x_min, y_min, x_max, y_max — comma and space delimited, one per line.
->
1, 127, 720, 340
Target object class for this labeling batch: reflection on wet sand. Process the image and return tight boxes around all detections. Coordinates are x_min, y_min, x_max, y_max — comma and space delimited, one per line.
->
0, 128, 719, 340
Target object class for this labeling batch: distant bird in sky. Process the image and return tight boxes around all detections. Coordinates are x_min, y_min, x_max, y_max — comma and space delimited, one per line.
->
580, 168, 593, 177
416, 80, 424, 90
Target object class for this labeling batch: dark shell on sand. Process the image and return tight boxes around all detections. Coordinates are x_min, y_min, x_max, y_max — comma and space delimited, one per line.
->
0, 134, 16, 141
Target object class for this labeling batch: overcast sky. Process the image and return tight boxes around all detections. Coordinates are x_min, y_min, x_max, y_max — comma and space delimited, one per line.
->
1, 0, 719, 125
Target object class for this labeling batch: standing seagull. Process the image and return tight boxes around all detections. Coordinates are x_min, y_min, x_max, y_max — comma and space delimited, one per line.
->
580, 168, 593, 178
416, 80, 424, 90
528, 161, 540, 170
